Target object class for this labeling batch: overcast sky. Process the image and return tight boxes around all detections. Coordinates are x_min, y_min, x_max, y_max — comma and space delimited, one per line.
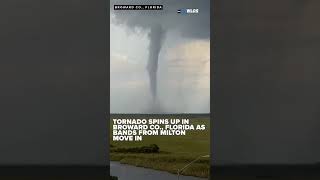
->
110, 0, 210, 113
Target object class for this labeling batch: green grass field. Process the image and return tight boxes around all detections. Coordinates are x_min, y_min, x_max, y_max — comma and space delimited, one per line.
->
110, 117, 210, 178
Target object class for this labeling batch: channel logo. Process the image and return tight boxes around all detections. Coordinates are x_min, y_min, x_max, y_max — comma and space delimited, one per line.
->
177, 8, 199, 14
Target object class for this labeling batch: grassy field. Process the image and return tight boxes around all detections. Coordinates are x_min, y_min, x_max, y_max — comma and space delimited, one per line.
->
110, 117, 210, 178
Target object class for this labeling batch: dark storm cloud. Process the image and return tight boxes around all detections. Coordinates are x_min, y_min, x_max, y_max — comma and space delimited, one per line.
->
214, 0, 320, 164
110, 0, 210, 113
110, 0, 210, 39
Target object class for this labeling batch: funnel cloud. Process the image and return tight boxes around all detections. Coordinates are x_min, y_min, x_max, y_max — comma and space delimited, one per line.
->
147, 25, 165, 101
110, 0, 210, 114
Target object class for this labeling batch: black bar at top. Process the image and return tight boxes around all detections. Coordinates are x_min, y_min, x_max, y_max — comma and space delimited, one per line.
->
114, 5, 163, 10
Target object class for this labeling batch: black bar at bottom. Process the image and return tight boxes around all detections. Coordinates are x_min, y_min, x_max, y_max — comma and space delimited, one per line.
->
212, 164, 320, 177
0, 166, 108, 179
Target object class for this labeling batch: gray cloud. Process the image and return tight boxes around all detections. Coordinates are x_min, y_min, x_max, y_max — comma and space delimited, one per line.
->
110, 0, 210, 39
110, 0, 210, 114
